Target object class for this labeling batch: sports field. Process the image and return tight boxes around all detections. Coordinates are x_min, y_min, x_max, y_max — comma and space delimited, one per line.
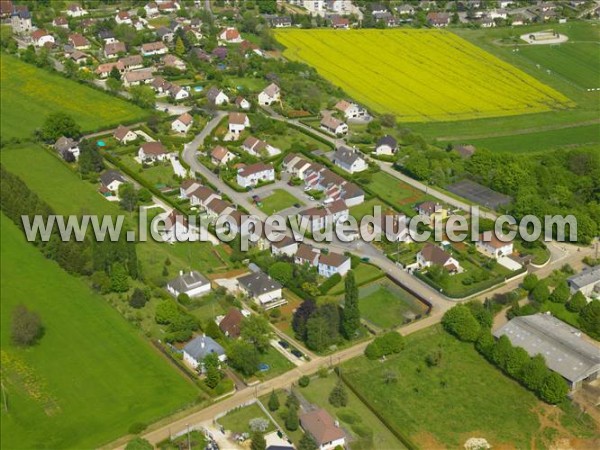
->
0, 55, 147, 139
275, 29, 573, 122
0, 215, 197, 449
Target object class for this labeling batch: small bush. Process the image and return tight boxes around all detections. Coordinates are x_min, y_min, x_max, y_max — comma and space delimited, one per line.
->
298, 375, 310, 387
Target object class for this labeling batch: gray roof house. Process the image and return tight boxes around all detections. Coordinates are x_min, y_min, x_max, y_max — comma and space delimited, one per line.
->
494, 313, 600, 389
166, 270, 211, 298
333, 146, 368, 174
183, 335, 226, 370
375, 135, 398, 155
237, 272, 285, 309
100, 169, 126, 189
568, 267, 600, 299
54, 136, 80, 160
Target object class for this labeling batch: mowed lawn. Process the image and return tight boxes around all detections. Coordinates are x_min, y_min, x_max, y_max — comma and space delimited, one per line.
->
457, 123, 600, 153
341, 326, 544, 448
0, 55, 147, 139
0, 215, 198, 449
368, 172, 432, 213
256, 189, 301, 214
275, 29, 572, 122
217, 403, 274, 434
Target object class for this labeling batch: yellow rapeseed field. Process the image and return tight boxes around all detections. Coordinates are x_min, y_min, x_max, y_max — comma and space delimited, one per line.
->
275, 29, 574, 122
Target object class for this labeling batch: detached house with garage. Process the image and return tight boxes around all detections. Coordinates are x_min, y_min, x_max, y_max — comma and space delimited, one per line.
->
68, 33, 90, 50
138, 141, 169, 163
99, 170, 126, 196
320, 114, 348, 135
171, 112, 193, 133
318, 252, 351, 278
228, 112, 250, 135
31, 29, 54, 47
104, 41, 126, 59
417, 243, 462, 273
141, 41, 168, 56
334, 100, 366, 119
167, 270, 211, 298
237, 163, 275, 188
333, 146, 368, 174
237, 271, 285, 309
218, 308, 244, 339
476, 233, 514, 259
258, 83, 281, 106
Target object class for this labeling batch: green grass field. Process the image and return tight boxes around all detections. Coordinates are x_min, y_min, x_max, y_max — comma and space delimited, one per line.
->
358, 280, 428, 329
342, 326, 545, 448
256, 189, 302, 214
217, 402, 275, 434
254, 346, 296, 381
450, 124, 600, 153
299, 374, 406, 450
368, 172, 432, 214
328, 263, 385, 296
0, 55, 147, 140
0, 215, 198, 449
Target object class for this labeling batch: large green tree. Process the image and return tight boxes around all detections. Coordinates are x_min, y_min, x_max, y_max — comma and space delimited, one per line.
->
40, 112, 81, 141
240, 315, 271, 353
341, 270, 360, 339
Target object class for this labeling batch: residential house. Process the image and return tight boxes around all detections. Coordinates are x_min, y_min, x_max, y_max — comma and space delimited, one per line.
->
179, 179, 201, 199
294, 243, 320, 267
206, 86, 229, 106
156, 26, 175, 42
205, 197, 235, 219
141, 41, 168, 56
416, 201, 447, 223
161, 210, 193, 243
476, 233, 514, 259
113, 125, 138, 144
269, 16, 292, 27
510, 14, 526, 26
370, 213, 411, 243
115, 10, 132, 25
241, 136, 279, 157
144, 1, 159, 16
396, 4, 416, 15
189, 186, 221, 209
318, 252, 351, 278
228, 112, 250, 135
99, 169, 126, 194
258, 83, 281, 106
168, 83, 189, 101
237, 272, 285, 309
494, 314, 600, 390
98, 29, 116, 44
68, 50, 88, 65
417, 243, 461, 273
167, 270, 211, 298
300, 408, 346, 450
218, 27, 243, 44
454, 144, 476, 158
331, 16, 350, 29
171, 112, 193, 133
138, 141, 169, 162
53, 16, 69, 28
0, 0, 14, 19
567, 267, 600, 299
320, 115, 348, 135
333, 146, 368, 174
161, 54, 186, 71
236, 163, 275, 188
96, 62, 121, 78
31, 29, 54, 47
11, 6, 32, 34
104, 41, 126, 59
211, 146, 236, 166
218, 308, 244, 338
271, 235, 299, 257
158, 1, 180, 13
298, 200, 349, 232
183, 335, 227, 370
374, 135, 398, 156
334, 100, 365, 119
66, 3, 87, 17
235, 96, 251, 110
123, 69, 154, 87
54, 136, 80, 160
427, 12, 450, 27
68, 33, 90, 50
120, 54, 144, 71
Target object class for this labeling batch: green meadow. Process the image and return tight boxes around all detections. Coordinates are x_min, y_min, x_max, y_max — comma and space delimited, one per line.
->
0, 55, 147, 140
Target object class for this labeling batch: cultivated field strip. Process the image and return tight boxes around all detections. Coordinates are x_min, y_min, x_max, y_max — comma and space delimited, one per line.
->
275, 29, 574, 122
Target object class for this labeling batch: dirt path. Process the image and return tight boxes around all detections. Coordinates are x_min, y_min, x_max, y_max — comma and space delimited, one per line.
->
436, 118, 600, 142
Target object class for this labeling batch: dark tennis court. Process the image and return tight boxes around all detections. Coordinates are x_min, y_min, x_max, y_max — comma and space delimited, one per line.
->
447, 179, 512, 210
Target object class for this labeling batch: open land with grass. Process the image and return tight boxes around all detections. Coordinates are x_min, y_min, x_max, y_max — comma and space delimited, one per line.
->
0, 55, 147, 140
217, 402, 275, 435
275, 29, 573, 122
0, 215, 198, 450
256, 189, 302, 214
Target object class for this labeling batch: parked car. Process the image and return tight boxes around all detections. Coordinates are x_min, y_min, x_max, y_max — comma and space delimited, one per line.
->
291, 349, 303, 358
279, 340, 290, 349
293, 203, 301, 208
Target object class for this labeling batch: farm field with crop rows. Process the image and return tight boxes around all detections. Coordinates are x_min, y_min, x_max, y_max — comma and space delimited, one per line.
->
275, 29, 574, 122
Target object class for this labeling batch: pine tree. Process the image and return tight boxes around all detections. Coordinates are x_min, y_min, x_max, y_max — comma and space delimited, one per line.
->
268, 390, 280, 411
285, 405, 299, 431
341, 270, 360, 339
175, 36, 185, 56
298, 433, 318, 450
328, 381, 348, 407
250, 432, 266, 450
111, 262, 129, 292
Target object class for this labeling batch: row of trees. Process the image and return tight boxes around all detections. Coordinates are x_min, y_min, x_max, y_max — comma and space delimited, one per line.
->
442, 304, 568, 404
